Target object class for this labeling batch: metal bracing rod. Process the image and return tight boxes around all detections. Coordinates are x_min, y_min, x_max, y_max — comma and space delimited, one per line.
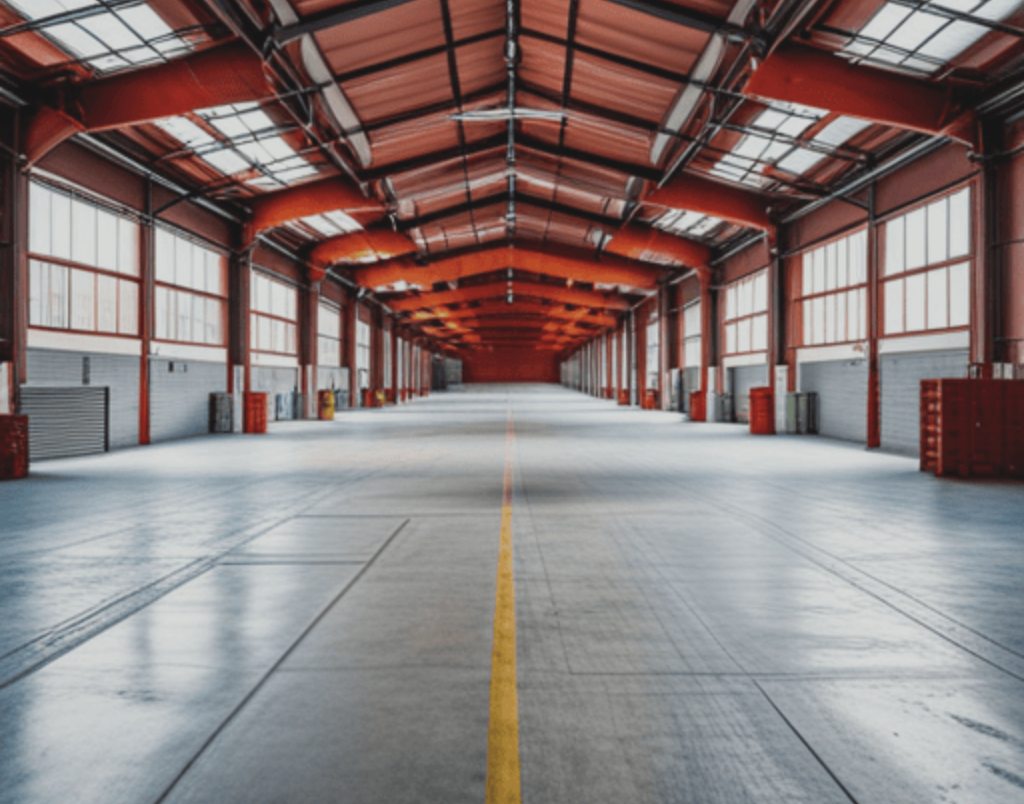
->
887, 0, 1024, 40
716, 120, 868, 163
396, 190, 623, 232
604, 0, 753, 41
437, 0, 479, 245
506, 0, 518, 240
274, 0, 420, 45
334, 29, 505, 84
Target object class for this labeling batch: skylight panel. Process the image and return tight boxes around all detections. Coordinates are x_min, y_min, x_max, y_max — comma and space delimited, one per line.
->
153, 116, 214, 149
814, 117, 872, 148
711, 102, 865, 186
842, 0, 1024, 74
202, 149, 250, 175
284, 210, 364, 241
156, 104, 317, 189
6, 0, 191, 74
654, 210, 725, 239
775, 148, 826, 176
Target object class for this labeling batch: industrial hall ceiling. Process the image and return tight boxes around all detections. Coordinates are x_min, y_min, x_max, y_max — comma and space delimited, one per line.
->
3, 0, 1024, 352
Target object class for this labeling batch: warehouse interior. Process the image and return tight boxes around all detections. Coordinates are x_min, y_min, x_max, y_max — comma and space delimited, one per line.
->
0, 0, 1023, 802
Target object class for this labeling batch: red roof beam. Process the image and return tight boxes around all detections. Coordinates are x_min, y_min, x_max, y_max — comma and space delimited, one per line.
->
25, 42, 271, 165
249, 177, 385, 236
387, 280, 632, 312
644, 172, 773, 232
744, 43, 976, 147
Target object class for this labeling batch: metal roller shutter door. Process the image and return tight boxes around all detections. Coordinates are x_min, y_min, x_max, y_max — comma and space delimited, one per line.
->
799, 360, 868, 443
730, 365, 768, 423
880, 350, 968, 455
25, 349, 139, 449
149, 359, 227, 443
19, 386, 108, 460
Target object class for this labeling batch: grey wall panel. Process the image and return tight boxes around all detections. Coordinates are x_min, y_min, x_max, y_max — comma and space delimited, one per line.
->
316, 367, 349, 392
149, 358, 227, 443
682, 368, 699, 414
729, 364, 768, 423
799, 360, 869, 443
880, 350, 968, 455
25, 348, 139, 449
252, 367, 299, 421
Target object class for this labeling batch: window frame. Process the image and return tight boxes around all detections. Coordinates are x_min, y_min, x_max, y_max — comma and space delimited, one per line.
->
154, 225, 229, 348
796, 227, 869, 348
27, 180, 141, 340
250, 270, 299, 357
722, 269, 769, 358
879, 184, 974, 339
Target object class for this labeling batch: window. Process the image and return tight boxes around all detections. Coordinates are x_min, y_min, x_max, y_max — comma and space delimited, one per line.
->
318, 302, 342, 368
842, 0, 1023, 76
723, 271, 769, 355
28, 182, 139, 336
800, 230, 868, 346
356, 318, 371, 389
154, 228, 227, 346
883, 187, 971, 336
683, 302, 702, 370
250, 272, 298, 355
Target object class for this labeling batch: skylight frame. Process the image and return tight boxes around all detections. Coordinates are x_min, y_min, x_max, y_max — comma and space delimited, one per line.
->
153, 102, 321, 192
839, 0, 1024, 76
3, 0, 198, 75
709, 103, 872, 189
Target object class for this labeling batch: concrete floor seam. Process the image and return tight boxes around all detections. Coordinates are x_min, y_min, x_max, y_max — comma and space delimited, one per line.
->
152, 518, 410, 804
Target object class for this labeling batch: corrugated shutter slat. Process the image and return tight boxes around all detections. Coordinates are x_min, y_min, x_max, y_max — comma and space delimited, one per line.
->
19, 387, 108, 460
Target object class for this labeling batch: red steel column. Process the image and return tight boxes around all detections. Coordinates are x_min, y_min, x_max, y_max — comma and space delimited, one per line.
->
866, 185, 881, 448
2, 146, 29, 412
230, 229, 253, 398
346, 296, 358, 408
300, 271, 319, 419
138, 180, 154, 444
659, 285, 670, 409
700, 271, 715, 406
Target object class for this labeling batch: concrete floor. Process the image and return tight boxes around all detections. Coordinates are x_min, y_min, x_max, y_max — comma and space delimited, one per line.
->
1, 384, 1023, 804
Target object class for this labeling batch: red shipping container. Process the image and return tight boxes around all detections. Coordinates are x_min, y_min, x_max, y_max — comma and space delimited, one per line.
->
689, 391, 706, 422
0, 415, 29, 480
243, 392, 268, 434
749, 387, 775, 435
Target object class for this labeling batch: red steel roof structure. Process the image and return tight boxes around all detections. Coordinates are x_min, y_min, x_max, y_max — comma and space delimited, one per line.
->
4, 0, 1023, 352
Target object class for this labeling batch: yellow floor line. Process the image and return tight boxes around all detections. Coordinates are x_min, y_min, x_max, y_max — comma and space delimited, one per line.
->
486, 414, 521, 804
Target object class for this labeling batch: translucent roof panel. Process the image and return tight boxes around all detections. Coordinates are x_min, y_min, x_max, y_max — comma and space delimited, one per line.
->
841, 0, 1024, 75
153, 103, 318, 190
711, 103, 827, 188
5, 0, 192, 73
654, 210, 727, 240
